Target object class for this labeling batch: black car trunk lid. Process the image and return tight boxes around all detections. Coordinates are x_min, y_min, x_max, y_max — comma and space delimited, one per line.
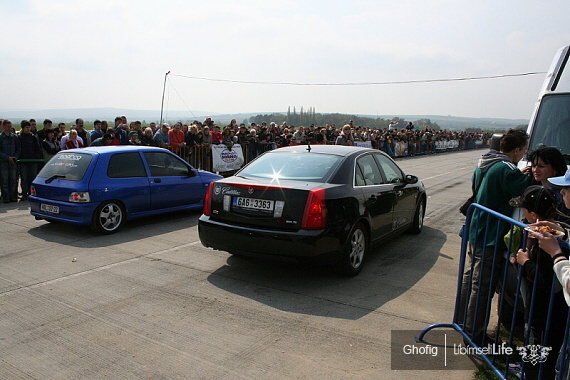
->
209, 179, 321, 231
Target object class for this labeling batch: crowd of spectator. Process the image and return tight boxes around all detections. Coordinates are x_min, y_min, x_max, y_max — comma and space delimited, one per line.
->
0, 115, 491, 203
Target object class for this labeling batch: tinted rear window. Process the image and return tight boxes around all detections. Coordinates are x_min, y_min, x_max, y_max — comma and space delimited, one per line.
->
107, 152, 147, 178
37, 152, 93, 181
239, 152, 342, 181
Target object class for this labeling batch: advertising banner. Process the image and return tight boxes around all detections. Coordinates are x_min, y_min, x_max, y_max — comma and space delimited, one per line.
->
211, 144, 244, 172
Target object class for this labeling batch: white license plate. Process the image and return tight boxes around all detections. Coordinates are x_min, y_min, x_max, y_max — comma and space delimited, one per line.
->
41, 204, 60, 214
233, 197, 274, 211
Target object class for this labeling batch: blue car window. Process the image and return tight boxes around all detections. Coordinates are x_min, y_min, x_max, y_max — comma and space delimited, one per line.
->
107, 152, 147, 178
37, 152, 93, 181
143, 151, 190, 176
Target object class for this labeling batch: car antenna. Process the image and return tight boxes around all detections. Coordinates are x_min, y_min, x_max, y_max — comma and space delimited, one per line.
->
306, 142, 311, 152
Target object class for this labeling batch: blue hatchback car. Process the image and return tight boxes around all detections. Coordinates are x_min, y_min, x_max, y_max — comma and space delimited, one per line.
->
29, 146, 222, 233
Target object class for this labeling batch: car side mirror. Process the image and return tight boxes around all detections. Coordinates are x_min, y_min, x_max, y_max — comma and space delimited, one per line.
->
404, 174, 419, 184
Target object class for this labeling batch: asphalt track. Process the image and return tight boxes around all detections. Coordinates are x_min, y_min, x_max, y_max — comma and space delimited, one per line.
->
0, 149, 484, 379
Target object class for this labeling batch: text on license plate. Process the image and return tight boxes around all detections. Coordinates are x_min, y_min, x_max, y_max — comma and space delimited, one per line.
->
41, 204, 60, 214
233, 197, 274, 211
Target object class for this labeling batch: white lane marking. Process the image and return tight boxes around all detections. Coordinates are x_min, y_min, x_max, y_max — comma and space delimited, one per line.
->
422, 166, 471, 181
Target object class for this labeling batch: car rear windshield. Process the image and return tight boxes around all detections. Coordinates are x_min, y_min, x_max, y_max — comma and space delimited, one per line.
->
37, 152, 93, 181
238, 152, 342, 181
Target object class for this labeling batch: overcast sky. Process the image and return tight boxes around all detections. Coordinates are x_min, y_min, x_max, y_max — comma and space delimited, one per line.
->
2, 0, 569, 120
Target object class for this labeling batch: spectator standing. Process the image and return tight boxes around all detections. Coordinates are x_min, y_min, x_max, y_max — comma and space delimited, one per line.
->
29, 119, 38, 135
335, 124, 354, 146
75, 118, 91, 147
459, 129, 531, 346
141, 128, 159, 147
60, 127, 84, 150
527, 146, 570, 224
168, 123, 186, 154
64, 130, 84, 150
41, 129, 60, 161
90, 120, 104, 142
514, 186, 569, 380
210, 125, 223, 144
128, 131, 141, 145
18, 120, 42, 200
292, 126, 306, 144
0, 120, 21, 203
113, 117, 129, 145
153, 123, 170, 147
36, 119, 52, 142
57, 123, 66, 140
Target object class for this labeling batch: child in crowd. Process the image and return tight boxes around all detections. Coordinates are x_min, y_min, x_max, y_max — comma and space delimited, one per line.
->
515, 185, 569, 380
523, 178, 570, 380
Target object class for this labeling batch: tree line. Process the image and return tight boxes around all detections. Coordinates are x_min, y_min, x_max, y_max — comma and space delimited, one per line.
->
247, 108, 441, 130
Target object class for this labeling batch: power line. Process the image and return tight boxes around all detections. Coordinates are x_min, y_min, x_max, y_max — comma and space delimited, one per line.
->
170, 71, 546, 86
166, 76, 198, 120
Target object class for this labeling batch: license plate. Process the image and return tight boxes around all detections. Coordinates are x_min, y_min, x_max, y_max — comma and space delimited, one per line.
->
41, 204, 60, 214
233, 197, 274, 211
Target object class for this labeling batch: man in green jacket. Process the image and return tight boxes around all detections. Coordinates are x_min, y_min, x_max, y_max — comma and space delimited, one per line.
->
460, 129, 531, 346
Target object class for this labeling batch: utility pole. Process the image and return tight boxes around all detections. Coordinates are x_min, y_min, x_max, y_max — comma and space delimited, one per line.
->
160, 71, 170, 126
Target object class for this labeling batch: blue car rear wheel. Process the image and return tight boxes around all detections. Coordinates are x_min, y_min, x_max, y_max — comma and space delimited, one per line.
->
92, 201, 125, 234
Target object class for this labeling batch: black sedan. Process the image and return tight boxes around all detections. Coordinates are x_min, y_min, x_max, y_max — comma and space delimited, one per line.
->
198, 145, 426, 275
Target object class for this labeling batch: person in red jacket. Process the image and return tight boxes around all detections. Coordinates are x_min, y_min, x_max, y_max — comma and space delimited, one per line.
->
168, 122, 186, 154
64, 129, 84, 150
211, 125, 223, 144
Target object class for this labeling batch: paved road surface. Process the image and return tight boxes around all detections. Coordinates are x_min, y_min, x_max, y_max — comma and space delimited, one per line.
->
0, 149, 483, 379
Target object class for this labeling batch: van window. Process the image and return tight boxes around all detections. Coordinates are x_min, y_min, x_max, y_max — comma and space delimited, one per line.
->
528, 93, 570, 157
107, 152, 147, 178
37, 152, 93, 181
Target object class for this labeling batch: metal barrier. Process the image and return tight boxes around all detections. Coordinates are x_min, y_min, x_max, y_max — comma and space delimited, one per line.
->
417, 203, 570, 379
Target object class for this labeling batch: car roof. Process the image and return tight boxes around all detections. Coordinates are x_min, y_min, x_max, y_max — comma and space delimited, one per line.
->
269, 145, 377, 157
61, 146, 168, 155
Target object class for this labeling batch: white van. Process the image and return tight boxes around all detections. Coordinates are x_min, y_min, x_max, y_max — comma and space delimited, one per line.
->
526, 45, 570, 160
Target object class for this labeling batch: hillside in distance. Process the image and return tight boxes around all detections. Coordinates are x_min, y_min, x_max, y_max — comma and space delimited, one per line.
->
0, 107, 528, 131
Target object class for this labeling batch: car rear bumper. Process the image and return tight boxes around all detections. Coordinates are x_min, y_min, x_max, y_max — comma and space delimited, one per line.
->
198, 215, 342, 260
29, 196, 98, 225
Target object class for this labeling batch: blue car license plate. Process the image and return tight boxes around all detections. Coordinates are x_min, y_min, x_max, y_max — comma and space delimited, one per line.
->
41, 204, 60, 214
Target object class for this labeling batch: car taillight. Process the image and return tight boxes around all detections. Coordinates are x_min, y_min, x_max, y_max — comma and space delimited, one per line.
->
69, 192, 90, 203
203, 182, 215, 216
302, 187, 326, 229
30, 186, 36, 196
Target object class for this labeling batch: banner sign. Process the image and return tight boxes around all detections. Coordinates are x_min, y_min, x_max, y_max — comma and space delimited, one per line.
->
354, 141, 372, 148
211, 144, 245, 172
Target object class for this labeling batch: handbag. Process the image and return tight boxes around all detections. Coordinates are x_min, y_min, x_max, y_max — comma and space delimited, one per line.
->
459, 194, 476, 216
459, 166, 491, 216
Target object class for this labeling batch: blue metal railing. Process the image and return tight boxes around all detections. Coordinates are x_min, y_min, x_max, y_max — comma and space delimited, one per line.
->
417, 203, 570, 379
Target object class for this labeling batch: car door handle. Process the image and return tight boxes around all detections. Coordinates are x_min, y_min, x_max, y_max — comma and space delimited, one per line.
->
395, 190, 403, 197
153, 178, 162, 183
